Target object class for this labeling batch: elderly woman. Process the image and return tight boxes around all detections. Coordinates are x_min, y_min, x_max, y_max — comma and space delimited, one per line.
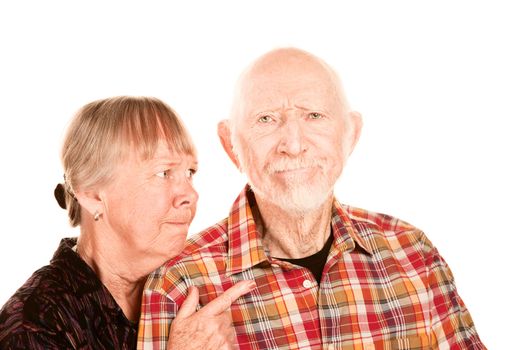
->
0, 97, 254, 349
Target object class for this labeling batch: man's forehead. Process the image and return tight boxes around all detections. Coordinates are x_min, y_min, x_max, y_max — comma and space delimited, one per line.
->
241, 55, 338, 96
241, 75, 338, 107
230, 48, 350, 121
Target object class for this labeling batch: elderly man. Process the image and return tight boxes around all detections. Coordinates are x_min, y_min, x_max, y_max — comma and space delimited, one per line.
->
138, 48, 485, 349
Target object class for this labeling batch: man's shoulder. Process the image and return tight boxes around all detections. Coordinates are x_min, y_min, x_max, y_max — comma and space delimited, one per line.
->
338, 204, 443, 279
144, 218, 232, 295
163, 217, 230, 269
341, 204, 421, 234
339, 203, 436, 260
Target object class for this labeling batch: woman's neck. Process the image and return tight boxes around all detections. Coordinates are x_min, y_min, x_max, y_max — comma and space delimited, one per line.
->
76, 229, 147, 322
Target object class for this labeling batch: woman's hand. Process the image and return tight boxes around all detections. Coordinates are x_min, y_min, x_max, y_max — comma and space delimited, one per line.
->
167, 280, 256, 350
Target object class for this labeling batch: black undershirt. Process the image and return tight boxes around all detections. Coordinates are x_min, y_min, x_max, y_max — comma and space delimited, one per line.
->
278, 233, 334, 284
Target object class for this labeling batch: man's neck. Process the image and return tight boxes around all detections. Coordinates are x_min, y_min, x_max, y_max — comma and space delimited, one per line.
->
254, 195, 333, 259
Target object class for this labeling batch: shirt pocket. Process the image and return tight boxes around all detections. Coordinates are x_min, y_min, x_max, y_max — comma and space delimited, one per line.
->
369, 334, 435, 350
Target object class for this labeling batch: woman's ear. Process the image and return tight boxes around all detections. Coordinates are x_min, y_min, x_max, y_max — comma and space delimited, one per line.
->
75, 188, 104, 219
217, 119, 241, 170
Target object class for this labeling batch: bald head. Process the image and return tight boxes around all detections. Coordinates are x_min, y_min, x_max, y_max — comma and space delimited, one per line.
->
230, 48, 351, 124
218, 47, 362, 214
245, 48, 334, 78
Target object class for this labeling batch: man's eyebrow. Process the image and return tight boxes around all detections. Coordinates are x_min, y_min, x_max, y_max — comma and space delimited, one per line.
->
290, 104, 314, 110
250, 107, 280, 115
290, 104, 332, 113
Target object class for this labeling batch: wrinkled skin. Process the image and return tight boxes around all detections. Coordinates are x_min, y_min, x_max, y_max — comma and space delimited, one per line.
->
167, 281, 256, 350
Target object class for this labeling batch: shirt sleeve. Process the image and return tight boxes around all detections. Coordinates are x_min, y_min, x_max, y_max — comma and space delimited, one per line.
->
0, 293, 73, 350
137, 266, 189, 350
0, 332, 68, 350
420, 233, 486, 349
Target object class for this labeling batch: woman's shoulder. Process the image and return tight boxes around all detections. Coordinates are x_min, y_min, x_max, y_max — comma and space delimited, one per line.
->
0, 238, 98, 345
1, 239, 86, 313
0, 237, 126, 348
0, 263, 73, 346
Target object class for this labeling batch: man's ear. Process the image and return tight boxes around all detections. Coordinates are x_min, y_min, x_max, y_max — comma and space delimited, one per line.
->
345, 111, 363, 157
217, 119, 241, 169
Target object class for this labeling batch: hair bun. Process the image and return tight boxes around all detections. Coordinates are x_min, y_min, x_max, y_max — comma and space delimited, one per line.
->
54, 183, 67, 209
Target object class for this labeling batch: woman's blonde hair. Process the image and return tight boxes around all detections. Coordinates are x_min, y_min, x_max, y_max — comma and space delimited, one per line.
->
60, 96, 196, 226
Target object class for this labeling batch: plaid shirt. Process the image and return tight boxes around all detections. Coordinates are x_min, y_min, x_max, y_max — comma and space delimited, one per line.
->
138, 186, 484, 349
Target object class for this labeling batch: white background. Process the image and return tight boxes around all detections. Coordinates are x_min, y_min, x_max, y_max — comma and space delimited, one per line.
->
1, 1, 523, 348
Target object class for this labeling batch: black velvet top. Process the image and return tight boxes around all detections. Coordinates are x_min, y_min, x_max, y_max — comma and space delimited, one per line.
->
0, 238, 137, 349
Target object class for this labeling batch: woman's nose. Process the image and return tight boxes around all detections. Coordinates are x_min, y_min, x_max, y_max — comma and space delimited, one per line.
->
172, 180, 199, 208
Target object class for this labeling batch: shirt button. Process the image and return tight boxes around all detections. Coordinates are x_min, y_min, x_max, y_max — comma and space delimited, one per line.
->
302, 279, 313, 288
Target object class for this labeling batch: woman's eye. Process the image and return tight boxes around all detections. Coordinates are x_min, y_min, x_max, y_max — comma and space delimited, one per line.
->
308, 112, 323, 119
185, 168, 197, 179
258, 115, 273, 123
155, 170, 170, 179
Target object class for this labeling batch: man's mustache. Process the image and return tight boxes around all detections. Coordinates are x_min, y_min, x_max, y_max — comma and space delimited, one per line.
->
265, 158, 324, 173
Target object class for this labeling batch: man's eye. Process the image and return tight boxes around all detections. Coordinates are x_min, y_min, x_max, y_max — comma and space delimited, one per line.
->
155, 170, 170, 179
258, 115, 273, 123
308, 112, 323, 119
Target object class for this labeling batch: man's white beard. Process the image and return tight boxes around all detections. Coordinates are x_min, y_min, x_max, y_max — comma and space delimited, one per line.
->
248, 158, 334, 216
250, 179, 333, 216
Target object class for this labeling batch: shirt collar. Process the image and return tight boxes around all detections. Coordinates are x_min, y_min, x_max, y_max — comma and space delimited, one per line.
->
225, 185, 373, 276
52, 238, 137, 326
331, 199, 374, 255
226, 185, 269, 276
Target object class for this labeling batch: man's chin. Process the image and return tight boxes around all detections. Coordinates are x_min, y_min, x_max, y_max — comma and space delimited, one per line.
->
253, 183, 332, 214
280, 196, 329, 215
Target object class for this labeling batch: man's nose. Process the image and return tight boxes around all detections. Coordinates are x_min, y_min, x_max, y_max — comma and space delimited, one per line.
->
172, 179, 199, 208
277, 120, 307, 156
